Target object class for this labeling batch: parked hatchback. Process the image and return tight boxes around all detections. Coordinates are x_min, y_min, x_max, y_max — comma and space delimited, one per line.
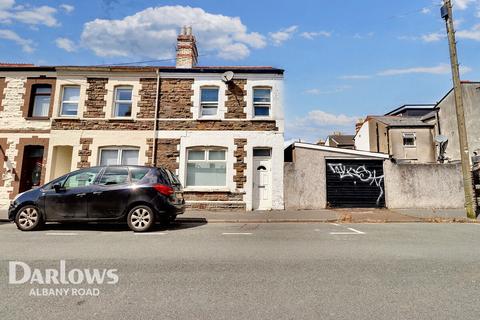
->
8, 165, 185, 232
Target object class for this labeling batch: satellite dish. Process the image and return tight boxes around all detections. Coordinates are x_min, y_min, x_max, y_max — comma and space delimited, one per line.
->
221, 71, 234, 83
434, 135, 448, 144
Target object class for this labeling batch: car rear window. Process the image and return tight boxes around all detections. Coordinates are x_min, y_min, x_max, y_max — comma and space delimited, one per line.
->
98, 167, 129, 185
130, 167, 150, 183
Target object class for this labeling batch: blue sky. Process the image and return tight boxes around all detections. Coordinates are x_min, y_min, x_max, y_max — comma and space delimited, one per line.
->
0, 0, 479, 142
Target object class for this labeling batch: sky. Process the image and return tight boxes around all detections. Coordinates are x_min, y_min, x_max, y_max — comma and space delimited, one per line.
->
0, 0, 479, 143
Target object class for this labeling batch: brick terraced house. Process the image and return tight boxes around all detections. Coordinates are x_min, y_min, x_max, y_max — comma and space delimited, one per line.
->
0, 28, 285, 214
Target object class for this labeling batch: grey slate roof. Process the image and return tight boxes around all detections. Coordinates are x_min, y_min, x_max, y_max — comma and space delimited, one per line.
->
372, 116, 433, 127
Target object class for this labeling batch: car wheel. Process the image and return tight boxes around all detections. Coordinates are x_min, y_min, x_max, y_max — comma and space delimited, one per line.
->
15, 205, 43, 231
127, 205, 154, 232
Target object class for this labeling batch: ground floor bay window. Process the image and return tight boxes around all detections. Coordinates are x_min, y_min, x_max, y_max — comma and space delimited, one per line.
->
99, 147, 139, 166
186, 148, 226, 187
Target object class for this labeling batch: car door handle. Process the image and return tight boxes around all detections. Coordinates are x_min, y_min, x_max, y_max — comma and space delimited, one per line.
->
93, 191, 103, 195
76, 193, 86, 197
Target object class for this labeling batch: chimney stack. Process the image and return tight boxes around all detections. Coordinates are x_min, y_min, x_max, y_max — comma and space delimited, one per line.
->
176, 25, 198, 68
355, 118, 365, 134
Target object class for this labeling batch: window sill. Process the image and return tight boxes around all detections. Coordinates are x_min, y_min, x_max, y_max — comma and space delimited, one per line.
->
25, 117, 50, 121
197, 117, 222, 121
251, 117, 273, 121
55, 116, 80, 120
107, 118, 135, 122
183, 187, 232, 193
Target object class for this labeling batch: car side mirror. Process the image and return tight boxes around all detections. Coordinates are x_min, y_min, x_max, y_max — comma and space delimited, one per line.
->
53, 183, 63, 192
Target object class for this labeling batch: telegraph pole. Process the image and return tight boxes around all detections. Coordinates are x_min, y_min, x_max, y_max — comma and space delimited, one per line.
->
441, 0, 477, 218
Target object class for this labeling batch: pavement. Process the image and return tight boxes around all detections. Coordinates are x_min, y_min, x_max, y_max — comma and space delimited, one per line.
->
0, 207, 474, 224
178, 208, 472, 223
1, 222, 480, 319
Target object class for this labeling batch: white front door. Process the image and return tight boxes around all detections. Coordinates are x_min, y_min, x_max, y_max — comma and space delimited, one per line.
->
253, 158, 272, 210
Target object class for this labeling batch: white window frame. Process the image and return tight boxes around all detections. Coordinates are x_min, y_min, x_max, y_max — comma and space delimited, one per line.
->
98, 147, 140, 165
59, 85, 80, 117
113, 86, 133, 118
402, 133, 416, 147
200, 86, 219, 118
186, 148, 227, 187
253, 87, 272, 118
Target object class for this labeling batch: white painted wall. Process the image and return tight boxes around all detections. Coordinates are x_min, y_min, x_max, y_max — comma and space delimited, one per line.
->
354, 121, 370, 151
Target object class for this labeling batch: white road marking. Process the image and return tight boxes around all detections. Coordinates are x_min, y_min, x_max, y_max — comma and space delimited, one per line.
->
347, 227, 365, 234
222, 232, 252, 235
330, 223, 340, 226
134, 232, 168, 235
46, 232, 79, 236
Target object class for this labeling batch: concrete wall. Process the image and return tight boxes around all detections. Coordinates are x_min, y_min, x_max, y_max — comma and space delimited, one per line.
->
284, 146, 379, 209
384, 161, 464, 209
437, 83, 480, 161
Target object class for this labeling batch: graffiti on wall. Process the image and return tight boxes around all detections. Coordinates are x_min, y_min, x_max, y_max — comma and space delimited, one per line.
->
328, 163, 385, 205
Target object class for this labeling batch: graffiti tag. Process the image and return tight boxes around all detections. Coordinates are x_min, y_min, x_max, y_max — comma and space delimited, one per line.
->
328, 163, 385, 205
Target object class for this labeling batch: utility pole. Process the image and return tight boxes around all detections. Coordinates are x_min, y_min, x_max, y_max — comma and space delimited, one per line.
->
441, 0, 477, 219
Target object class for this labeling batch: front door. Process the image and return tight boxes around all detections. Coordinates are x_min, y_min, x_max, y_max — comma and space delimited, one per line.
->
19, 146, 44, 193
253, 158, 272, 210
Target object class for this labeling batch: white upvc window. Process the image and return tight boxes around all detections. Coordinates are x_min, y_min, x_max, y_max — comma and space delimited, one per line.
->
113, 86, 133, 118
200, 87, 219, 117
60, 86, 80, 116
186, 148, 227, 187
99, 147, 139, 166
403, 133, 416, 147
253, 87, 271, 117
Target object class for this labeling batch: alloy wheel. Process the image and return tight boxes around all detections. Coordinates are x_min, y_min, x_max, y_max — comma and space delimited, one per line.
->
17, 207, 39, 230
130, 207, 152, 231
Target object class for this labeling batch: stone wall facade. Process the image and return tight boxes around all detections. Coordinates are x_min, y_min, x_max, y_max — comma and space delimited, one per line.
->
77, 138, 93, 168
225, 80, 247, 119
137, 78, 156, 118
159, 79, 194, 118
83, 78, 107, 118
154, 138, 180, 172
233, 138, 247, 189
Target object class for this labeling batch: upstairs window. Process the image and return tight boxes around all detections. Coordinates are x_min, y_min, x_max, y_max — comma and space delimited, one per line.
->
403, 133, 416, 147
200, 87, 219, 117
186, 148, 226, 187
114, 86, 133, 117
29, 84, 52, 117
253, 88, 271, 117
99, 147, 139, 166
60, 86, 80, 116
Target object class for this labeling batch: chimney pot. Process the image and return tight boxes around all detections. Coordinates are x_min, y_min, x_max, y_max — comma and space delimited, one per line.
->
176, 26, 198, 68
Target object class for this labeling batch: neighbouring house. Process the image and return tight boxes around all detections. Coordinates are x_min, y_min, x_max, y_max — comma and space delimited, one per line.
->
434, 81, 480, 162
384, 104, 435, 117
324, 132, 355, 149
354, 115, 436, 163
0, 27, 285, 215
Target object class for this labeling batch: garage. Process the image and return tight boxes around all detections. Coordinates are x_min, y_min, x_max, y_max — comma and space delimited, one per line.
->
284, 142, 389, 210
326, 159, 385, 208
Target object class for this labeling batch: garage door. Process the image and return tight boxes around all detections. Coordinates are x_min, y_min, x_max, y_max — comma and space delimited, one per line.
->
326, 160, 385, 208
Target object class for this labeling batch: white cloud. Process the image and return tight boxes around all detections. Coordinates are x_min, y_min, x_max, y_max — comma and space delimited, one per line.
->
0, 1, 59, 27
0, 29, 34, 52
421, 7, 432, 14
304, 85, 351, 95
55, 37, 76, 52
453, 0, 475, 10
286, 110, 357, 142
339, 75, 372, 80
269, 25, 298, 46
80, 5, 266, 61
300, 31, 331, 40
457, 24, 480, 40
421, 32, 445, 42
60, 4, 74, 13
353, 32, 374, 39
377, 63, 472, 76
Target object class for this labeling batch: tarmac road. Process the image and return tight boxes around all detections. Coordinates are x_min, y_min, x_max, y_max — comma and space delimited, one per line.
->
0, 221, 479, 320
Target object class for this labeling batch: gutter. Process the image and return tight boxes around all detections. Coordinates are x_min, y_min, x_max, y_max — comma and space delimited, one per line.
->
152, 69, 160, 166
